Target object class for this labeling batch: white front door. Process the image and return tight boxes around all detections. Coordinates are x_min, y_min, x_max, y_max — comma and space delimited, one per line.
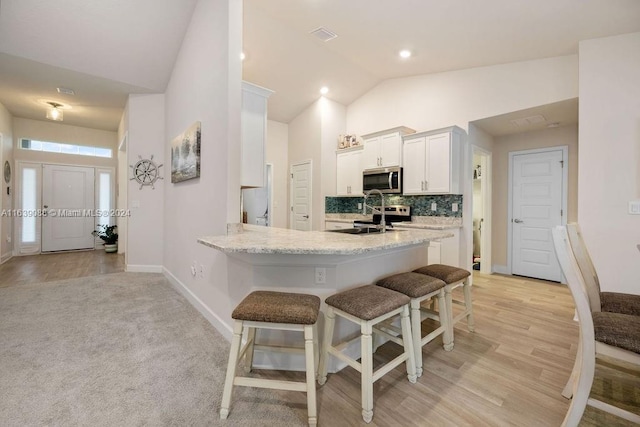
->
511, 149, 565, 282
290, 161, 312, 231
42, 164, 96, 252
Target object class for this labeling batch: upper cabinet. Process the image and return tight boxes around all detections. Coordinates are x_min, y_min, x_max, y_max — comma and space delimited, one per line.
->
361, 126, 415, 169
241, 81, 274, 188
336, 147, 363, 196
402, 126, 465, 195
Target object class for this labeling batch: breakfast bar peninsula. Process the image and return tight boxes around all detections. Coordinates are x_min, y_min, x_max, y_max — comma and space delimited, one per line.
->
198, 224, 453, 370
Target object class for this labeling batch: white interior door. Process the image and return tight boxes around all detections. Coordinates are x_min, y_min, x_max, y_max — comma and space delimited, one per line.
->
42, 164, 96, 252
511, 149, 564, 282
290, 161, 311, 231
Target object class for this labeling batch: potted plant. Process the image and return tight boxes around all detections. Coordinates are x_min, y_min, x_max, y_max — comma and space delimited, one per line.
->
92, 224, 118, 253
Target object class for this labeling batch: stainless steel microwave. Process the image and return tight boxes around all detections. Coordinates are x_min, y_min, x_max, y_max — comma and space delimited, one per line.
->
362, 167, 402, 194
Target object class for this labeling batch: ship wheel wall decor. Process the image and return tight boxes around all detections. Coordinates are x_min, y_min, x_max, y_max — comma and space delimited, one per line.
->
130, 155, 164, 189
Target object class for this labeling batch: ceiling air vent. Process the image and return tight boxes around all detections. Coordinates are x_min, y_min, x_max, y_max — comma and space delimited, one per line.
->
510, 115, 546, 127
309, 27, 338, 42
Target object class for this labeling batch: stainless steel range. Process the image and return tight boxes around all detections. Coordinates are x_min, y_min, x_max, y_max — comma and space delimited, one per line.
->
354, 204, 411, 227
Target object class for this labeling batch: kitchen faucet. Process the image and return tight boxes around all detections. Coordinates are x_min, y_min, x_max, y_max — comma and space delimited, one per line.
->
363, 189, 386, 233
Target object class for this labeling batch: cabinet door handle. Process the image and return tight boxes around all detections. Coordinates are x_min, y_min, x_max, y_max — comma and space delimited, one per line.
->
425, 181, 428, 190
347, 185, 351, 194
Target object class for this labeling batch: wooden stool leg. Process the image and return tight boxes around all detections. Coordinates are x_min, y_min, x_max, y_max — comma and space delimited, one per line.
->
361, 321, 374, 423
562, 330, 582, 399
244, 326, 256, 373
463, 279, 475, 332
410, 299, 423, 377
304, 325, 318, 426
400, 305, 417, 384
317, 309, 334, 385
220, 320, 244, 419
312, 323, 319, 376
439, 289, 453, 351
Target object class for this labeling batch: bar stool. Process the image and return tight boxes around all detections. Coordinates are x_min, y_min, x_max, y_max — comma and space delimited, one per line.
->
220, 290, 321, 426
317, 285, 416, 424
413, 264, 474, 342
376, 272, 452, 377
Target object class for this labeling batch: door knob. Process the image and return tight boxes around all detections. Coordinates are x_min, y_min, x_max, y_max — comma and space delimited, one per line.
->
303, 215, 309, 219
513, 218, 524, 223
44, 205, 49, 209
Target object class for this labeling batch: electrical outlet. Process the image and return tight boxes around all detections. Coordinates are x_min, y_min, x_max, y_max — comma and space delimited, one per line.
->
629, 201, 640, 215
452, 202, 459, 212
315, 267, 326, 284
191, 261, 197, 277
358, 203, 363, 210
431, 202, 437, 211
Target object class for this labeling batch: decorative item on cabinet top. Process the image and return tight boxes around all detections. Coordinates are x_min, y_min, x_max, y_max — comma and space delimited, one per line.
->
337, 134, 363, 149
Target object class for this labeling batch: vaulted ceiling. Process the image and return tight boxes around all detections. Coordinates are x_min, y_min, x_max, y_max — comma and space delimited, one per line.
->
1, 0, 639, 132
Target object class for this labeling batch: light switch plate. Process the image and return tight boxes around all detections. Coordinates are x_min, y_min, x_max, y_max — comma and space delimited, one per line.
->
452, 202, 459, 212
431, 202, 437, 211
629, 201, 640, 215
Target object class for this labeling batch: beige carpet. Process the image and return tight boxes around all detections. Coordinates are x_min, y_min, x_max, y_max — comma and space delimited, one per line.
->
0, 272, 305, 426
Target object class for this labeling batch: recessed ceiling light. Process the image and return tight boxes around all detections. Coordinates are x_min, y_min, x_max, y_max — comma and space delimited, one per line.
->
240, 52, 246, 61
320, 86, 329, 95
310, 27, 338, 42
399, 50, 412, 59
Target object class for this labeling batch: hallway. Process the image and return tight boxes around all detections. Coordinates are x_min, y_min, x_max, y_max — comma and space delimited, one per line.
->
0, 250, 124, 287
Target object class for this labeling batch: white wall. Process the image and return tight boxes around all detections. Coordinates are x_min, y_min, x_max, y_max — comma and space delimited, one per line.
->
287, 97, 346, 230
319, 97, 346, 226
0, 102, 13, 262
125, 94, 165, 271
346, 55, 579, 271
266, 119, 288, 228
12, 118, 117, 168
162, 0, 243, 335
578, 32, 640, 294
288, 100, 321, 229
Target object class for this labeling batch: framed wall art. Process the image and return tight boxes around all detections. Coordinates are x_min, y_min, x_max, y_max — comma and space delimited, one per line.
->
171, 121, 201, 183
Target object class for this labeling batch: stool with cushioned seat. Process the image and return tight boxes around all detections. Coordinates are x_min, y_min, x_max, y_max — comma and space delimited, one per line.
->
413, 264, 474, 344
375, 271, 452, 377
220, 290, 321, 426
317, 285, 416, 424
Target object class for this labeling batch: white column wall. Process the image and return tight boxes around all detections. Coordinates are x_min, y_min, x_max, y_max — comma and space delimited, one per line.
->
578, 32, 640, 294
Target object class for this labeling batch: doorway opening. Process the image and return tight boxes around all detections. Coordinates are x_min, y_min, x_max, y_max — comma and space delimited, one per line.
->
242, 163, 273, 226
472, 147, 492, 274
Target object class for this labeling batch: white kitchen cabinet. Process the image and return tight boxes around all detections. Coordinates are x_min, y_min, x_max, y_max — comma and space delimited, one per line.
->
241, 81, 273, 187
402, 126, 464, 194
361, 126, 415, 169
426, 230, 460, 266
336, 148, 363, 196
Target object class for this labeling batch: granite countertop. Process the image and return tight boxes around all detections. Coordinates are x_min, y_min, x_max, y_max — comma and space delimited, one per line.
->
198, 224, 453, 255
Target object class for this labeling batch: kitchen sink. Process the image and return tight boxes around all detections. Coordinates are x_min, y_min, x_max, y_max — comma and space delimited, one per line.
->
327, 227, 402, 235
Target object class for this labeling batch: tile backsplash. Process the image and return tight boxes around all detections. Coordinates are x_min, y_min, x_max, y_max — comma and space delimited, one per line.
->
325, 194, 463, 217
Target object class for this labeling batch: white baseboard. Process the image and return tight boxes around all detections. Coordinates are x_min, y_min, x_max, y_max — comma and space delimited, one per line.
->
126, 264, 163, 273
493, 264, 509, 275
0, 252, 12, 265
162, 267, 232, 341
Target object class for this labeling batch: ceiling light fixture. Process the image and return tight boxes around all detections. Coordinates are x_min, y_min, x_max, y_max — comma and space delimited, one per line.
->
57, 87, 75, 95
240, 52, 246, 61
320, 86, 329, 95
46, 102, 64, 121
399, 49, 412, 59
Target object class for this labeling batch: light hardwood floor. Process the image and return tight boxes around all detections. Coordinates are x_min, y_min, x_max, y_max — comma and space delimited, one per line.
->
1, 254, 637, 425
261, 273, 640, 426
